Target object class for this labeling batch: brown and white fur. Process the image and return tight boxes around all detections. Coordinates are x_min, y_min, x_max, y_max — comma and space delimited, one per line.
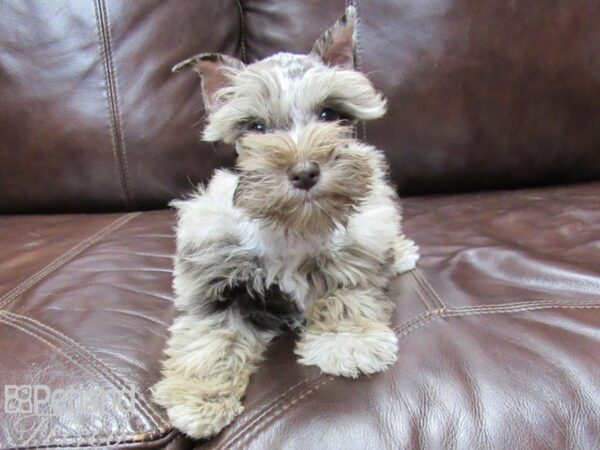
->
152, 6, 419, 439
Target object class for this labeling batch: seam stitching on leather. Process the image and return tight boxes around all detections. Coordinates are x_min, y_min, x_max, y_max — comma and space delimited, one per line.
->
450, 299, 600, 312
0, 391, 171, 449
445, 302, 600, 316
240, 373, 320, 420
0, 213, 139, 310
394, 310, 437, 335
236, 0, 247, 63
229, 302, 600, 445
93, 0, 126, 207
215, 375, 323, 450
395, 314, 441, 340
1, 310, 167, 429
218, 311, 438, 450
352, 0, 368, 142
0, 315, 171, 445
94, 0, 135, 209
0, 312, 166, 430
408, 272, 435, 311
102, 0, 135, 208
218, 309, 438, 449
414, 269, 446, 309
4, 426, 176, 449
225, 377, 333, 450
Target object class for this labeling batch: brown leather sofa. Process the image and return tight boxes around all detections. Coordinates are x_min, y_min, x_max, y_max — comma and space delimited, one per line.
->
1, 1, 599, 449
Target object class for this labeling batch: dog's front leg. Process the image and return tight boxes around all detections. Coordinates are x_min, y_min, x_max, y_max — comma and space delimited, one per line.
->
152, 311, 275, 439
295, 287, 398, 378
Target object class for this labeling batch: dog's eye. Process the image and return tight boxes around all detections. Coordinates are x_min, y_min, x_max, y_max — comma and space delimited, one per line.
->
248, 122, 266, 133
318, 108, 341, 122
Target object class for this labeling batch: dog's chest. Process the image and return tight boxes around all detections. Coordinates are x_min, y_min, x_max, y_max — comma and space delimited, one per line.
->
263, 238, 324, 310
244, 225, 336, 311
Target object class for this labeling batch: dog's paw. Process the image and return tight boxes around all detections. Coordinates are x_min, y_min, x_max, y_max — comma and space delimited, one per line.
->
152, 376, 243, 439
165, 395, 242, 439
295, 323, 398, 378
394, 236, 420, 274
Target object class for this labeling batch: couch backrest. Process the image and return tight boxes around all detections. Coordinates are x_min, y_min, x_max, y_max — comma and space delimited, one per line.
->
1, 0, 599, 213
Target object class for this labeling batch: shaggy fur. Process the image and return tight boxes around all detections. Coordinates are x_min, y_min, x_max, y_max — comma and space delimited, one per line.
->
153, 6, 419, 440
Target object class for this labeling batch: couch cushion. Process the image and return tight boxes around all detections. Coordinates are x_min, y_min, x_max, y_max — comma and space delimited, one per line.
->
0, 0, 239, 213
1, 183, 598, 449
242, 0, 600, 195
198, 182, 600, 449
2, 0, 600, 213
0, 211, 181, 448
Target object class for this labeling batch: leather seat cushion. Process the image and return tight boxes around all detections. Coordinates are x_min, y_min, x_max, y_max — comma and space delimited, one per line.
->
202, 182, 600, 449
1, 182, 598, 448
0, 211, 177, 448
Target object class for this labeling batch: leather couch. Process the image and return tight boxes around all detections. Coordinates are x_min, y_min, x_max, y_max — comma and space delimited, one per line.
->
1, 1, 599, 448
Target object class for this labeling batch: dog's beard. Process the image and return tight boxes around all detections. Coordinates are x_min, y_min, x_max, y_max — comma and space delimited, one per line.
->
233, 125, 374, 236
234, 173, 362, 235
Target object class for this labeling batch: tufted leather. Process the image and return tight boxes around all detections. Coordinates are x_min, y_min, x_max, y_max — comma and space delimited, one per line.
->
1, 0, 599, 449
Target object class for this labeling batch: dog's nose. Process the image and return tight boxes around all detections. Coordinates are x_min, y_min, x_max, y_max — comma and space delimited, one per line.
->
288, 161, 320, 190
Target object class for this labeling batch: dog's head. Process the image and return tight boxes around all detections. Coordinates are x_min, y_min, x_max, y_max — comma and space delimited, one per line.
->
174, 6, 387, 235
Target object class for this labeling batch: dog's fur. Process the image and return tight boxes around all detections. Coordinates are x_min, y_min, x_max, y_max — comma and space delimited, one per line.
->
152, 6, 419, 439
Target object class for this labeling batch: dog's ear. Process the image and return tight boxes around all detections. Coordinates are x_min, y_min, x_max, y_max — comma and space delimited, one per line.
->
311, 6, 357, 70
172, 53, 245, 111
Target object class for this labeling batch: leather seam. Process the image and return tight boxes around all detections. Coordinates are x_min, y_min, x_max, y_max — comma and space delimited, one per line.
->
93, 0, 126, 207
217, 310, 436, 449
94, 0, 135, 209
414, 268, 446, 310
236, 0, 247, 63
239, 373, 320, 420
225, 303, 600, 446
0, 315, 171, 445
215, 374, 323, 450
0, 409, 172, 449
1, 310, 167, 429
394, 310, 438, 335
223, 377, 333, 450
444, 302, 600, 317
450, 299, 600, 313
217, 311, 438, 450
0, 213, 140, 310
352, 0, 368, 141
408, 272, 435, 311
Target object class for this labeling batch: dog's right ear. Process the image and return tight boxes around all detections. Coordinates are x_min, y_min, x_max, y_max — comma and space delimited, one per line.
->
172, 53, 245, 111
311, 5, 357, 70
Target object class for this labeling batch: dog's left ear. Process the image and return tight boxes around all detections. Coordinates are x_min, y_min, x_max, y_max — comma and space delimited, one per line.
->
172, 53, 245, 111
311, 5, 357, 70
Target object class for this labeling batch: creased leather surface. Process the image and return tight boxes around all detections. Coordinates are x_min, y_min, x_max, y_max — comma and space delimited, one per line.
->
358, 0, 600, 195
403, 182, 600, 308
0, 0, 599, 447
0, 211, 178, 449
0, 0, 239, 214
242, 0, 600, 196
2, 1, 599, 213
198, 183, 600, 450
0, 184, 598, 449
0, 214, 128, 299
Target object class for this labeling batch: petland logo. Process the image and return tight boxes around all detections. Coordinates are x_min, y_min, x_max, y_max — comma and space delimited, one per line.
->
4, 384, 137, 446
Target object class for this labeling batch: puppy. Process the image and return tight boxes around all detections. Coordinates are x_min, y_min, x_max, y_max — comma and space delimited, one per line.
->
153, 6, 419, 439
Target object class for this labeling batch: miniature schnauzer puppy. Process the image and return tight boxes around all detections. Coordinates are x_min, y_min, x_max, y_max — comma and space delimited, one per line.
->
153, 6, 419, 439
